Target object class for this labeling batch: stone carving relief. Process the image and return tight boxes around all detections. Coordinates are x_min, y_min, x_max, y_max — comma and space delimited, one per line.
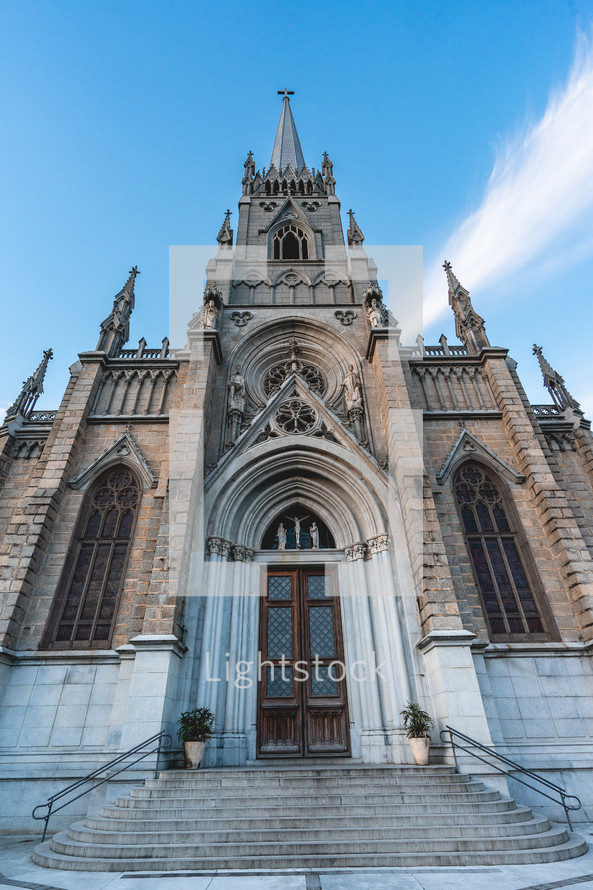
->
227, 366, 246, 446
342, 364, 368, 448
275, 399, 318, 434
334, 310, 357, 326
263, 362, 326, 398
229, 311, 253, 327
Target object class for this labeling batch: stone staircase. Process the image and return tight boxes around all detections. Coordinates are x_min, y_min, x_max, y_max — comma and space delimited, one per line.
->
33, 764, 587, 871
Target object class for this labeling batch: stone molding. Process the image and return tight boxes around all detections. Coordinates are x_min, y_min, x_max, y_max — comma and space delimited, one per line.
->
436, 428, 526, 486
69, 431, 157, 490
207, 537, 255, 561
344, 536, 390, 561
367, 534, 389, 555
128, 634, 186, 658
231, 544, 255, 562
207, 536, 233, 558
417, 629, 478, 654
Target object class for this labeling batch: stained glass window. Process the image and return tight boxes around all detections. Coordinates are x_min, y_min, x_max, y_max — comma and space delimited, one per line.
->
49, 468, 140, 647
453, 463, 548, 640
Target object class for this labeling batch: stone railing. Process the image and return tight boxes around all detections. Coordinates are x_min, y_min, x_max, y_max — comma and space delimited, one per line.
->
531, 404, 562, 417
118, 338, 169, 359
27, 411, 57, 423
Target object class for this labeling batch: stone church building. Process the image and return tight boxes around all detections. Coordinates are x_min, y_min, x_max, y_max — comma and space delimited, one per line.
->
1, 94, 592, 867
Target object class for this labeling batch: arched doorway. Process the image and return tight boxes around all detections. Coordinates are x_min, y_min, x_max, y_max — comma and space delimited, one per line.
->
257, 509, 349, 756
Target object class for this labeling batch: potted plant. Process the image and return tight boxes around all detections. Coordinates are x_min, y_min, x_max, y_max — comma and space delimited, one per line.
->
401, 701, 433, 765
177, 707, 214, 769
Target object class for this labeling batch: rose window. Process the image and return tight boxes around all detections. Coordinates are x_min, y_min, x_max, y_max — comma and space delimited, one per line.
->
275, 399, 317, 433
263, 363, 326, 397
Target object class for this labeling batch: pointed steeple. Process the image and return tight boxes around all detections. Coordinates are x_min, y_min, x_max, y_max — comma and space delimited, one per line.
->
347, 209, 365, 245
97, 266, 139, 357
443, 261, 489, 355
270, 91, 305, 172
242, 151, 255, 195
6, 348, 53, 420
322, 151, 336, 196
216, 209, 233, 247
532, 345, 581, 412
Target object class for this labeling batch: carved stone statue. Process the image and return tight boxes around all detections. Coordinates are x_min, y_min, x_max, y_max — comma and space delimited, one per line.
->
203, 299, 219, 330
343, 364, 362, 409
287, 513, 309, 549
310, 522, 319, 550
367, 298, 385, 328
228, 366, 245, 412
276, 523, 287, 550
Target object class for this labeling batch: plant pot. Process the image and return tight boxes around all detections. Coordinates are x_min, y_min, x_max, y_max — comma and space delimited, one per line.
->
183, 740, 206, 769
408, 736, 430, 765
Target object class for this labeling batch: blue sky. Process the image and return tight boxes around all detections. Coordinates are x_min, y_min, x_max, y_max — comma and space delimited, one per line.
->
1, 0, 592, 416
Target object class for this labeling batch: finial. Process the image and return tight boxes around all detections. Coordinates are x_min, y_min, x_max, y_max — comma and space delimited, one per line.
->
96, 267, 138, 356
242, 151, 256, 195
5, 347, 54, 420
533, 344, 581, 412
321, 152, 335, 195
347, 209, 365, 246
443, 261, 489, 355
216, 209, 233, 247
288, 337, 301, 371
270, 89, 305, 171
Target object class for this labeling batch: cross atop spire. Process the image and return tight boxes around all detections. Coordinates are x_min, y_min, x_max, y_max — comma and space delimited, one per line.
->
533, 344, 581, 412
5, 348, 53, 421
443, 261, 489, 355
96, 266, 139, 357
270, 90, 305, 172
216, 209, 233, 247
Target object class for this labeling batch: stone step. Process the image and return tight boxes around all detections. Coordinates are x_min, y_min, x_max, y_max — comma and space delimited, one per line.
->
157, 765, 457, 779
33, 764, 588, 872
91, 805, 535, 831
50, 823, 572, 858
129, 777, 491, 797
144, 774, 469, 790
126, 790, 501, 806
75, 813, 551, 844
107, 796, 520, 817
32, 834, 589, 871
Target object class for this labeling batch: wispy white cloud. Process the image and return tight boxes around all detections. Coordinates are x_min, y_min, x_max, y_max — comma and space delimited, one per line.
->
424, 30, 593, 324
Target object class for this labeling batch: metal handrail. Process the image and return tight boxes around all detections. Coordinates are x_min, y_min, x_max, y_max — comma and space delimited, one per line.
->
32, 730, 171, 841
440, 725, 582, 829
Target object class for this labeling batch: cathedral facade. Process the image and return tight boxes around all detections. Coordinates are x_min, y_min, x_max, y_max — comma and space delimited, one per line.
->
1, 95, 593, 832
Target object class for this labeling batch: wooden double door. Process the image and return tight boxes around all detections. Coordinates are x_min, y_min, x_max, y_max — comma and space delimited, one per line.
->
257, 567, 350, 757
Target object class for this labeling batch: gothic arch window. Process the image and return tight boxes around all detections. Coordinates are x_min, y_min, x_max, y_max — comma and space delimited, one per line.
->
272, 224, 310, 260
44, 467, 141, 648
453, 462, 551, 641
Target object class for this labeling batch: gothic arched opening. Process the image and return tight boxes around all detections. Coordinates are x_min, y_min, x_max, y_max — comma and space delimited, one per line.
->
453, 461, 553, 641
272, 224, 310, 260
261, 506, 335, 550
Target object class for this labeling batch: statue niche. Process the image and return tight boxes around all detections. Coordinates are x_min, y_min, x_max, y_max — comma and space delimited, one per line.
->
261, 507, 335, 550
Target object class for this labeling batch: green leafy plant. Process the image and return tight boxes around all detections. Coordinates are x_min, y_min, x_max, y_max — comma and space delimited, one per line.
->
400, 701, 433, 738
177, 707, 215, 743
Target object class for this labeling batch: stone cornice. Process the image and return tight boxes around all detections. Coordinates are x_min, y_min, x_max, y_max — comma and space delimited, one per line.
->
417, 630, 477, 653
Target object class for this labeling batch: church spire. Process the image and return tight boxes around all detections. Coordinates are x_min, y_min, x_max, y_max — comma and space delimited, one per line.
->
5, 348, 53, 421
270, 90, 305, 172
443, 261, 490, 355
532, 344, 581, 412
96, 266, 139, 357
216, 209, 233, 247
347, 209, 365, 245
